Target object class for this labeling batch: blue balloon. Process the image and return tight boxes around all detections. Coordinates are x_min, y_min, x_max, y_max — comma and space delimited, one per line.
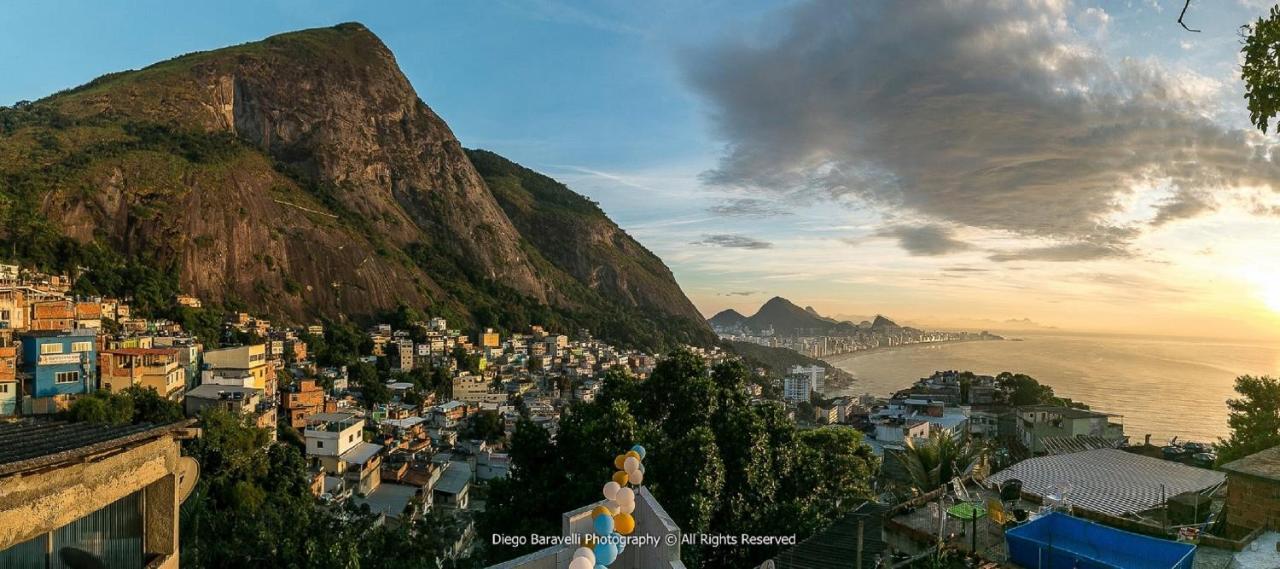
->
613, 532, 626, 553
596, 565, 607, 569
631, 444, 646, 459
593, 513, 615, 535
594, 541, 618, 565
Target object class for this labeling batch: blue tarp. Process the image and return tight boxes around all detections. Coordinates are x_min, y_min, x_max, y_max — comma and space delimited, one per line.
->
1006, 513, 1196, 569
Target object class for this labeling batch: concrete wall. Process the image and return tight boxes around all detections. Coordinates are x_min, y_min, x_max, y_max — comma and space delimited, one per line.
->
0, 435, 183, 569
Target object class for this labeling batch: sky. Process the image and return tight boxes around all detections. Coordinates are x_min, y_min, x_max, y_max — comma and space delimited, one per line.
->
4, 0, 1280, 339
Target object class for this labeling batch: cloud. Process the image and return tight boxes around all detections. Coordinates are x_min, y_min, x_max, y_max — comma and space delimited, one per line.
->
942, 266, 990, 273
685, 0, 1279, 255
988, 242, 1132, 262
708, 198, 791, 217
875, 224, 972, 256
718, 290, 760, 296
1152, 188, 1216, 226
693, 234, 774, 249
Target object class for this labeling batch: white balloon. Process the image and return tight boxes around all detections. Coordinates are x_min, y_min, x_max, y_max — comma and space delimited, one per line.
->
620, 499, 636, 514
606, 499, 621, 514
616, 487, 635, 505
603, 481, 620, 501
624, 456, 640, 473
630, 469, 644, 485
569, 557, 593, 569
573, 546, 595, 563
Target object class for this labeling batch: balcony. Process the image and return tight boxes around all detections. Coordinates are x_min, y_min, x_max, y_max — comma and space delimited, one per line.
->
486, 487, 686, 569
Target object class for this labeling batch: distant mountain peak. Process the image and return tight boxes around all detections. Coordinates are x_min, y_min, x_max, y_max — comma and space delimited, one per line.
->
870, 315, 899, 330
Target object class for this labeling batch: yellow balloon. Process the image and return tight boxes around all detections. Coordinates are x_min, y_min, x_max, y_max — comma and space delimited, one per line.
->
583, 534, 598, 547
612, 471, 629, 486
614, 513, 636, 535
614, 454, 627, 470
625, 450, 641, 461
591, 506, 612, 518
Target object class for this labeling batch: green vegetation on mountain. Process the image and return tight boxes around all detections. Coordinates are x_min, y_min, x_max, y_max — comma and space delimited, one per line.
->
0, 23, 711, 351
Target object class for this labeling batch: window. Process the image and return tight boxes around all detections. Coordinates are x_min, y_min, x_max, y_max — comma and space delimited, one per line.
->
316, 440, 324, 448
55, 371, 80, 384
0, 384, 8, 394
40, 343, 64, 355
71, 341, 93, 353
349, 434, 355, 443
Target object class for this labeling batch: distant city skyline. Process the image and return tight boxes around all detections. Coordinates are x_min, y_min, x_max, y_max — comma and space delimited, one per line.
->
4, 0, 1280, 339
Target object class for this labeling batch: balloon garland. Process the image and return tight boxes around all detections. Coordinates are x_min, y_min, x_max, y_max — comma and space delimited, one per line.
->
568, 444, 647, 569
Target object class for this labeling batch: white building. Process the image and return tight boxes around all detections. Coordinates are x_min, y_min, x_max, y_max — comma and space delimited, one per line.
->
789, 365, 825, 395
783, 374, 813, 402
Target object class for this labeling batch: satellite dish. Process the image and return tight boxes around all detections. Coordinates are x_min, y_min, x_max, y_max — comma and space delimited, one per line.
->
177, 456, 200, 503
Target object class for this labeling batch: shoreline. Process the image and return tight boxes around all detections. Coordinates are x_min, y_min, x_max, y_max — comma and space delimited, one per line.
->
821, 337, 1005, 366
819, 337, 1005, 395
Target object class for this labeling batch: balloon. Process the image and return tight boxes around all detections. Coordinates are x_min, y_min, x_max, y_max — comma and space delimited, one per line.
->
569, 557, 592, 569
602, 481, 620, 501
623, 456, 640, 474
625, 450, 641, 461
614, 454, 627, 470
593, 541, 618, 565
619, 499, 635, 514
605, 499, 620, 514
612, 470, 629, 486
591, 505, 612, 518
630, 468, 644, 485
631, 444, 646, 459
573, 546, 596, 563
615, 487, 635, 505
582, 534, 599, 547
593, 513, 615, 535
596, 565, 607, 569
614, 513, 636, 535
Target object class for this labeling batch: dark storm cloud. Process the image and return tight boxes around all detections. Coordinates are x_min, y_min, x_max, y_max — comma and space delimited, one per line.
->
685, 0, 1278, 249
693, 234, 775, 249
875, 224, 972, 256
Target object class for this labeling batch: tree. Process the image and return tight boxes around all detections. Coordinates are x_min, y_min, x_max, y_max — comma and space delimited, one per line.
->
479, 349, 878, 569
1243, 7, 1280, 133
68, 386, 183, 426
1217, 375, 1280, 464
896, 431, 986, 493
462, 410, 505, 443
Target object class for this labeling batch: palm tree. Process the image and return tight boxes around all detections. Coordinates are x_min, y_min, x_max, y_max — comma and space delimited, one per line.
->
897, 431, 986, 493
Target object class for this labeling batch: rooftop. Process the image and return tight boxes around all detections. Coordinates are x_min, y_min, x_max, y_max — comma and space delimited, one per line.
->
771, 502, 888, 568
186, 384, 260, 399
339, 442, 383, 466
1219, 444, 1280, 482
354, 482, 419, 519
986, 448, 1225, 517
436, 461, 472, 495
1019, 405, 1118, 419
0, 418, 191, 476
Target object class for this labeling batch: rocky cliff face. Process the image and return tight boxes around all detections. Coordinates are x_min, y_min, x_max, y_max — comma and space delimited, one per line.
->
0, 23, 712, 349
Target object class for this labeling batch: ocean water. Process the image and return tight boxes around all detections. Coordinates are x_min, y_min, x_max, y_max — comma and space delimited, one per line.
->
826, 332, 1280, 444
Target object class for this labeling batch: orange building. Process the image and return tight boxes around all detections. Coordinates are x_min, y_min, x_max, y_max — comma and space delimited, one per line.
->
99, 348, 187, 401
29, 300, 74, 332
283, 379, 326, 429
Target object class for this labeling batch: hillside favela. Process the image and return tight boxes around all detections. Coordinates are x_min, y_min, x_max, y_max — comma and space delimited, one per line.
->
4, 2, 1280, 569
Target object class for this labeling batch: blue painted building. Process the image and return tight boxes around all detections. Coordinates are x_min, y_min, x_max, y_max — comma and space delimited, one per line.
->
20, 330, 97, 400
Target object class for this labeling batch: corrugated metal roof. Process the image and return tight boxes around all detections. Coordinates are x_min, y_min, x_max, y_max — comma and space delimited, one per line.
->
0, 418, 188, 476
986, 449, 1224, 517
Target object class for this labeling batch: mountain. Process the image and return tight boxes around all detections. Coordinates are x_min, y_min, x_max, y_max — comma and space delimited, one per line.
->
743, 297, 841, 335
708, 309, 747, 329
0, 23, 713, 350
869, 315, 900, 331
